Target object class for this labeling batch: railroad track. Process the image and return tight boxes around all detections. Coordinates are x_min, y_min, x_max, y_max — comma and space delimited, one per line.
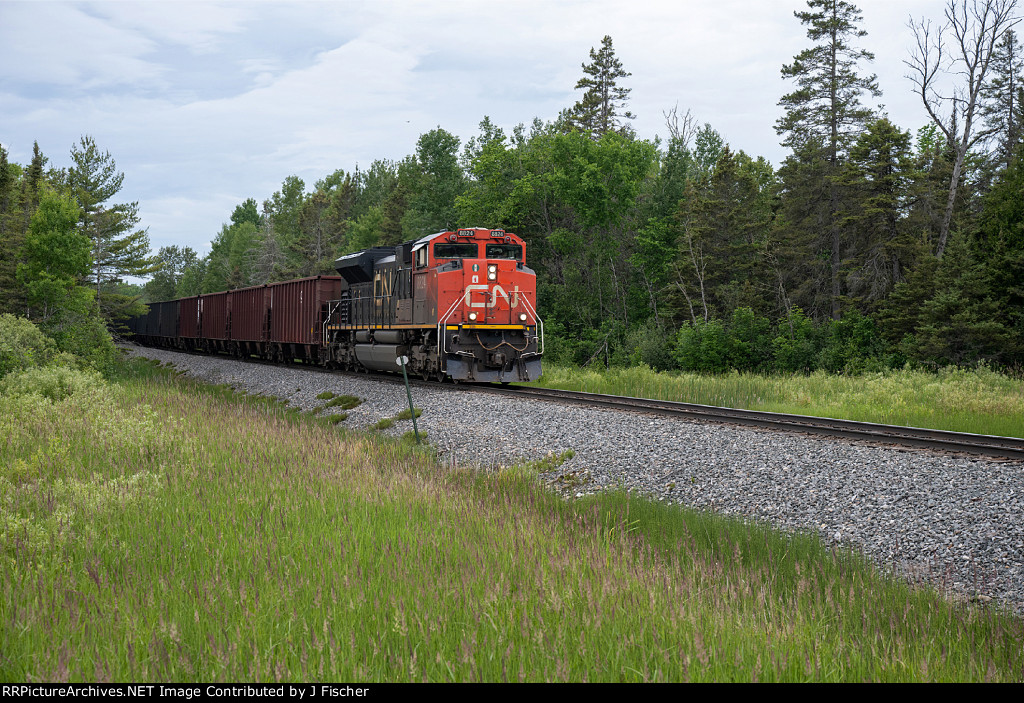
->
126, 345, 1024, 461
461, 384, 1024, 461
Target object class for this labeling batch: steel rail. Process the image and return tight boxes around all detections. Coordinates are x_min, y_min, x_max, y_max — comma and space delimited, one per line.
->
462, 384, 1024, 461
125, 344, 1024, 461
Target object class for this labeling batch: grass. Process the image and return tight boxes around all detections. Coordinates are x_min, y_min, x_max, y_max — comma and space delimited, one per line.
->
1, 357, 1022, 681
395, 407, 422, 421
324, 395, 361, 411
400, 430, 427, 445
373, 407, 422, 431
526, 364, 1024, 438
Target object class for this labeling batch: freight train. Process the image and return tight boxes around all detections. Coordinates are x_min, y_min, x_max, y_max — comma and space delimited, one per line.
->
127, 228, 543, 383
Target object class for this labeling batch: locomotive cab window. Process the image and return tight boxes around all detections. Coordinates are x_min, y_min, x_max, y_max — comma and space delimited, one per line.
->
415, 246, 428, 269
485, 243, 522, 260
434, 243, 478, 259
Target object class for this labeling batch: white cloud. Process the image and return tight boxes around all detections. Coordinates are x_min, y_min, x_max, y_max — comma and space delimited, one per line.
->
1, 0, 953, 257
85, 0, 249, 54
0, 2, 160, 88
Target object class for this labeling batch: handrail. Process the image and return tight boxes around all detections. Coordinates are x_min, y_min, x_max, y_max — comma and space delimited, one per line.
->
437, 293, 465, 359
517, 293, 544, 356
323, 300, 342, 345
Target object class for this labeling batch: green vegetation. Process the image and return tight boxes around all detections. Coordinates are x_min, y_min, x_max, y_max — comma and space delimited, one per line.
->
399, 430, 427, 445
0, 313, 55, 377
5, 9, 1024, 377
395, 407, 422, 421
313, 394, 360, 424
324, 394, 361, 410
529, 364, 1024, 438
1, 356, 1022, 681
372, 406, 422, 432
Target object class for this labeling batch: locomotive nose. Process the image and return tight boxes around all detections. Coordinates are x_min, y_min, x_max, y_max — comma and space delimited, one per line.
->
462, 259, 515, 325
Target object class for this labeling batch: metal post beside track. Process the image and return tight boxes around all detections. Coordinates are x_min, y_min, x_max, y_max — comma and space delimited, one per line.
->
396, 355, 420, 444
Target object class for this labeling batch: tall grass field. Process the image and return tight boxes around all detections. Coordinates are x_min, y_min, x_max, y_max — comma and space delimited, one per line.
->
1, 359, 1022, 681
528, 364, 1024, 438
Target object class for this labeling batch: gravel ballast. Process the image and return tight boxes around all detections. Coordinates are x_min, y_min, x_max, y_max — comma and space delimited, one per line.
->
126, 346, 1024, 614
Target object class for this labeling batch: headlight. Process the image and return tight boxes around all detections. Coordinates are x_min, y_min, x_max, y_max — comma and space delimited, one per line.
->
519, 313, 528, 322
488, 272, 497, 280
488, 264, 497, 273
468, 312, 478, 322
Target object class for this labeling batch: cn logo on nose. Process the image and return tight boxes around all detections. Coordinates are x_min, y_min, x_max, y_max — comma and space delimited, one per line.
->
463, 284, 521, 308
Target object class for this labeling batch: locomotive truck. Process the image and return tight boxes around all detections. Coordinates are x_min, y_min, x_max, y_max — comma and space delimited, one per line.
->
127, 227, 543, 383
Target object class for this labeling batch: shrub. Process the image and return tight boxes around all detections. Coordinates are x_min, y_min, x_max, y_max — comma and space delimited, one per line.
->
0, 314, 55, 378
773, 308, 820, 373
726, 307, 774, 372
623, 320, 677, 371
0, 364, 108, 402
818, 310, 889, 373
676, 319, 730, 373
39, 308, 118, 374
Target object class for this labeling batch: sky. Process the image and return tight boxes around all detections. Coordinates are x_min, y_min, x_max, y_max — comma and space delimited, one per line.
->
1, 0, 942, 258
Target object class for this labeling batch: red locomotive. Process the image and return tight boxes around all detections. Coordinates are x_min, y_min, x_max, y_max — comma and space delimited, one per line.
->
127, 228, 544, 383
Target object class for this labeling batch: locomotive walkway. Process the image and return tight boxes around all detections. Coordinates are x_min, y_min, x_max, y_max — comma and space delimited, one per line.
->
463, 383, 1024, 461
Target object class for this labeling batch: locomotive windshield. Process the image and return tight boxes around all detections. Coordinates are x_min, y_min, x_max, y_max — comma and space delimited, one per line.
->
485, 243, 522, 260
434, 243, 479, 259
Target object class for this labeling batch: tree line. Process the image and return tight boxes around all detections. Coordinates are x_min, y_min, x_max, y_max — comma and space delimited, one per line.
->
2, 0, 1022, 374
0, 136, 155, 369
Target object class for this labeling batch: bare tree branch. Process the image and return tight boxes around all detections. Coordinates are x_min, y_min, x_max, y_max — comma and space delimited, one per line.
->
663, 103, 698, 147
905, 0, 1020, 258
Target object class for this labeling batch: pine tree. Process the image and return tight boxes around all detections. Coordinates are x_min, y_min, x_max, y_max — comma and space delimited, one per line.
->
0, 144, 23, 315
0, 143, 48, 316
839, 118, 921, 305
774, 142, 834, 320
19, 142, 47, 234
672, 147, 776, 322
980, 28, 1024, 172
776, 0, 880, 319
66, 136, 158, 320
974, 141, 1024, 360
568, 35, 636, 139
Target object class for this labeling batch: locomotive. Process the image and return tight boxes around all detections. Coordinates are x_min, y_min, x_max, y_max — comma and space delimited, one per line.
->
127, 228, 543, 383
